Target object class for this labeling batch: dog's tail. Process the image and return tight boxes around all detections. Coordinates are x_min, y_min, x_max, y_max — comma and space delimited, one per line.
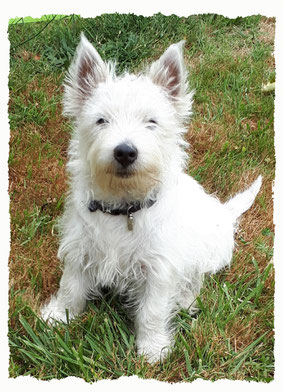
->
225, 175, 262, 221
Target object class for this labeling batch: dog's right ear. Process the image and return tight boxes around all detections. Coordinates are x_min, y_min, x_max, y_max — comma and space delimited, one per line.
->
63, 33, 108, 117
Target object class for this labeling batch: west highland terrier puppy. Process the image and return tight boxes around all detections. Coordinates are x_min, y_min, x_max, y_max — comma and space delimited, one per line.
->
41, 33, 262, 363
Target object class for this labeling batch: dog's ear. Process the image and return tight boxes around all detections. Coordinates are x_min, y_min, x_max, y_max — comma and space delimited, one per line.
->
148, 41, 187, 98
63, 33, 108, 117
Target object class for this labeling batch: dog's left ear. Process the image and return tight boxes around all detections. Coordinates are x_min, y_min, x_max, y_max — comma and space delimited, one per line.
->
148, 41, 187, 98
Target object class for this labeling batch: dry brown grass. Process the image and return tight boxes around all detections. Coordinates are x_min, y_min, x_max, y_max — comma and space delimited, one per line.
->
258, 17, 276, 46
9, 76, 69, 313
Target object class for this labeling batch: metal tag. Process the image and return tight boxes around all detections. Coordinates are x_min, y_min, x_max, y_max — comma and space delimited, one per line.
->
127, 213, 134, 231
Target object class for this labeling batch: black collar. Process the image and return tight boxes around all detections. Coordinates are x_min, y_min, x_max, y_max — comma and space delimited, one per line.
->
88, 198, 157, 231
88, 198, 156, 216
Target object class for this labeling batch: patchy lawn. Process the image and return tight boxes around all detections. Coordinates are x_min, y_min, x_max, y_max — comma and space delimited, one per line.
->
8, 14, 275, 382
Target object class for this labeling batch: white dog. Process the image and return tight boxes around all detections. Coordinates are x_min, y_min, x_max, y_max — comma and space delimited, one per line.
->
41, 34, 262, 363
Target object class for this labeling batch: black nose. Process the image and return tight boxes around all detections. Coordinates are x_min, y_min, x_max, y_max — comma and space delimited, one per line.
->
114, 143, 138, 167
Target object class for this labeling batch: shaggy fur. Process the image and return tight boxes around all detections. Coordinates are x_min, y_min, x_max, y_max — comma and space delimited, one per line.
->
41, 34, 262, 363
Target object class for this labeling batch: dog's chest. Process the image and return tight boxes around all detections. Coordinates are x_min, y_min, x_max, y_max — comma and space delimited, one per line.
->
82, 209, 154, 278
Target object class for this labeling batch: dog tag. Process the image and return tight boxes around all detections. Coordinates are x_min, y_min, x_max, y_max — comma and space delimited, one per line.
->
127, 213, 134, 231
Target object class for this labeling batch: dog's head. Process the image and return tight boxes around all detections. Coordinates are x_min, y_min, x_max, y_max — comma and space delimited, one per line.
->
63, 33, 193, 201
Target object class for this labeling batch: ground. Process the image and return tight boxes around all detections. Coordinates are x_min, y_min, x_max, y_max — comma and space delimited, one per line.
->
8, 14, 275, 382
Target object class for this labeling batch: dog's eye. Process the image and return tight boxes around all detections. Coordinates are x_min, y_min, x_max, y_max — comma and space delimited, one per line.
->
149, 119, 157, 125
96, 118, 107, 125
147, 119, 158, 129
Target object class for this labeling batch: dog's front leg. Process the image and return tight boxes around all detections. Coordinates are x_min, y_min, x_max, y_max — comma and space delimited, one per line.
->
135, 276, 175, 363
41, 261, 88, 324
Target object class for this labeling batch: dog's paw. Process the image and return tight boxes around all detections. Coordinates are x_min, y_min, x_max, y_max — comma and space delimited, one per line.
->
137, 336, 172, 364
41, 297, 71, 324
41, 306, 66, 324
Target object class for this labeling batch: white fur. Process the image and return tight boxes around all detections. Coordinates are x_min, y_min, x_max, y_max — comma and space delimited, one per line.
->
41, 34, 262, 363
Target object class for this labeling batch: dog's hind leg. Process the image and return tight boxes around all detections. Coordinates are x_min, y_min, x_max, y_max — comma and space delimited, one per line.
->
178, 271, 204, 315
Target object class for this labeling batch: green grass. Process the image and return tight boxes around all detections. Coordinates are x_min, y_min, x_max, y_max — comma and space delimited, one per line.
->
9, 261, 274, 381
8, 13, 275, 382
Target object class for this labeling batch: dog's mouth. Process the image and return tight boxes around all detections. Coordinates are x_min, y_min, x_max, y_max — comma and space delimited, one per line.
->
115, 168, 135, 178
93, 161, 161, 199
